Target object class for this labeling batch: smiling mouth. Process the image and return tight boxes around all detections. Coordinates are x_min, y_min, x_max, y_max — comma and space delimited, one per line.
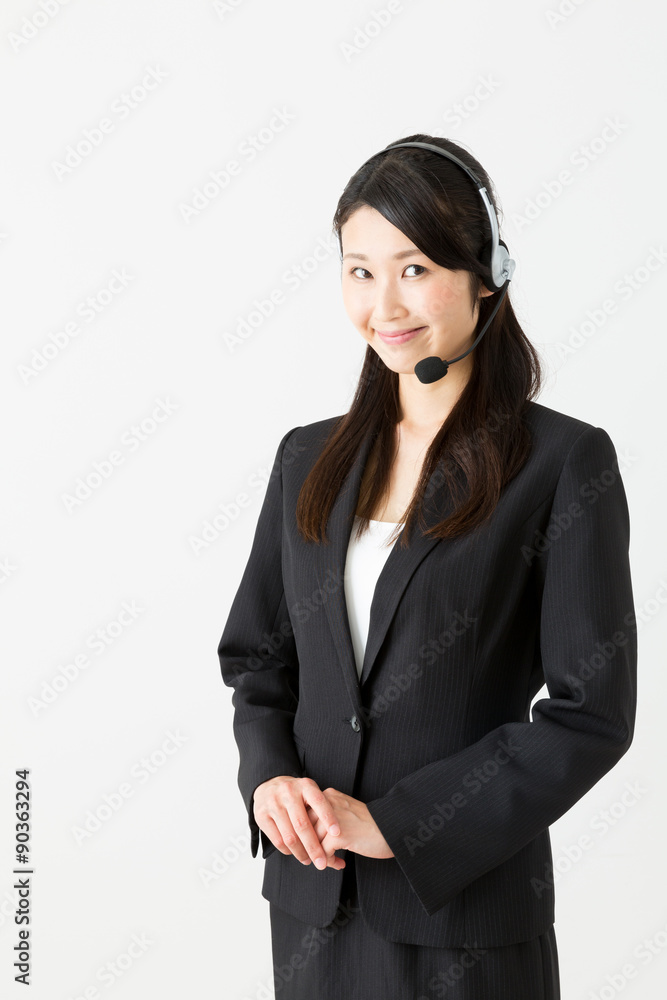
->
376, 327, 423, 335
375, 326, 427, 343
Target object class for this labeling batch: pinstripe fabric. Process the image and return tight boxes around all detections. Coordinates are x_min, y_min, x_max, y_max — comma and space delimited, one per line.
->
218, 400, 637, 951
268, 853, 560, 999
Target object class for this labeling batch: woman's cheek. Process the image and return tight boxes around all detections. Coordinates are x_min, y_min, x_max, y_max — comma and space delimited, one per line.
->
423, 286, 458, 320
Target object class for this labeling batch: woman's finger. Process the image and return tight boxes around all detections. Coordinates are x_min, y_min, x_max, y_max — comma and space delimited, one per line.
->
284, 794, 333, 869
257, 777, 346, 869
302, 782, 341, 838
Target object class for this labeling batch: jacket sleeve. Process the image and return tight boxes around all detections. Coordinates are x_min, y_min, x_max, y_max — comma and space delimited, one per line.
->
217, 425, 304, 859
365, 424, 638, 916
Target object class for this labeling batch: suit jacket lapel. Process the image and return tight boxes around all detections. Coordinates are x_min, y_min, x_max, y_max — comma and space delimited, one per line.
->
313, 426, 458, 699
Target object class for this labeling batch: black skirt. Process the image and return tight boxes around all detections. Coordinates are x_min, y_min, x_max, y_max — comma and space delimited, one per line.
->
269, 853, 560, 999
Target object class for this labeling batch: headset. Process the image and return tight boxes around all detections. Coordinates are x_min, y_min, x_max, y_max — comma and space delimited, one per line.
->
356, 140, 516, 383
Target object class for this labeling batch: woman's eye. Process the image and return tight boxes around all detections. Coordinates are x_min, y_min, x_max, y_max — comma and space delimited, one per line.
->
349, 264, 427, 279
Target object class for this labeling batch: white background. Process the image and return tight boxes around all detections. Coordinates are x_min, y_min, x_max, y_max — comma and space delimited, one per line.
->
1, 1, 665, 997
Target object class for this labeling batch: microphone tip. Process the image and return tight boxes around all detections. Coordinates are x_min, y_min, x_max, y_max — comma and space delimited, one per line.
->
414, 356, 449, 384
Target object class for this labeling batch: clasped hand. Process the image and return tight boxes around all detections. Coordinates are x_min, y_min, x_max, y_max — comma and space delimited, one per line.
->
252, 776, 395, 870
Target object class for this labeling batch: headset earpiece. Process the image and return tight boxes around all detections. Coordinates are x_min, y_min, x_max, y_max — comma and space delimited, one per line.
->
479, 238, 511, 294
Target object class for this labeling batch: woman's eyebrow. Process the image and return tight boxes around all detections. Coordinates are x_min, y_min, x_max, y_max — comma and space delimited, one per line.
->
342, 249, 424, 261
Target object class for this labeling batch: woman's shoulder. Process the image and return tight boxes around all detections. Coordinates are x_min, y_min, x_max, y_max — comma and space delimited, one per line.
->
522, 400, 621, 485
291, 414, 345, 435
280, 414, 345, 451
522, 399, 614, 450
274, 416, 345, 473
523, 399, 597, 437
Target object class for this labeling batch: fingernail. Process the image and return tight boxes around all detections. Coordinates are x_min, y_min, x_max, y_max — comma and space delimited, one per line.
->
329, 824, 340, 836
315, 857, 326, 869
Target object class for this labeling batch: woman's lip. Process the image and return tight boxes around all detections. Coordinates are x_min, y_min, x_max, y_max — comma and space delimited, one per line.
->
376, 326, 426, 344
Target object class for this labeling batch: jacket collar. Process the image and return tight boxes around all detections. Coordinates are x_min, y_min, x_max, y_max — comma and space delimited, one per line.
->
312, 426, 459, 700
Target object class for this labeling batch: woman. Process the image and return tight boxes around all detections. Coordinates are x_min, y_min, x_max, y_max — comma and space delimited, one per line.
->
217, 134, 637, 999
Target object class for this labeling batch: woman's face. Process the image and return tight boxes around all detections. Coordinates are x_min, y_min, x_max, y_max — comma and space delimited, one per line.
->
340, 205, 493, 374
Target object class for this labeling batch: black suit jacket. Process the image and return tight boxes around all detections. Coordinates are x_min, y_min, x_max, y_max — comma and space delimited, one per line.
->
217, 400, 637, 947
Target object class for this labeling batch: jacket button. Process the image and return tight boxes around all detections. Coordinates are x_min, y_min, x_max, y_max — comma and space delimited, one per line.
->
350, 715, 361, 732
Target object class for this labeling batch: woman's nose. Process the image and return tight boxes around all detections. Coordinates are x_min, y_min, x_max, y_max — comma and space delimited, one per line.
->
371, 281, 407, 323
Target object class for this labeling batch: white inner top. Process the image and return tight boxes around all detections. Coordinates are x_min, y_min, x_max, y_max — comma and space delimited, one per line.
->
344, 514, 403, 680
